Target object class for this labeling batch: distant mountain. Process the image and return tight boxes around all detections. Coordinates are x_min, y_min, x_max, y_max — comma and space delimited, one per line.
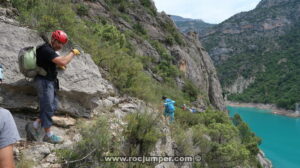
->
257, 0, 294, 8
171, 15, 198, 22
170, 15, 216, 34
200, 0, 300, 110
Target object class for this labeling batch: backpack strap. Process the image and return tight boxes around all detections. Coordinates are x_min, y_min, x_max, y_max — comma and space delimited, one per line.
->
35, 43, 47, 77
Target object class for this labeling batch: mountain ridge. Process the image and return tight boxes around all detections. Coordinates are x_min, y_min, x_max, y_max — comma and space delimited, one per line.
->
170, 15, 216, 35
200, 0, 300, 109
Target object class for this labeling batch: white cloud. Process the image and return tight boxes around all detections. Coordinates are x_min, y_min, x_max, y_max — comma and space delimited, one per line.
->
152, 0, 261, 23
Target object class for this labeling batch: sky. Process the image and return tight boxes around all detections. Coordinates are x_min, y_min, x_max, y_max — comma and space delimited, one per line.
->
152, 0, 262, 24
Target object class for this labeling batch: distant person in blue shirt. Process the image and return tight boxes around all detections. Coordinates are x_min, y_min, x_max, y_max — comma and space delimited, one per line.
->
162, 96, 175, 124
0, 64, 3, 84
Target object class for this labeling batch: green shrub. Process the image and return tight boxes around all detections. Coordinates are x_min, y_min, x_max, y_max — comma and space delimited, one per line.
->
149, 40, 180, 81
124, 72, 158, 102
58, 117, 120, 168
12, 0, 79, 32
120, 13, 132, 23
232, 114, 261, 155
173, 108, 259, 168
93, 24, 126, 48
192, 124, 211, 150
161, 20, 185, 46
176, 108, 231, 128
124, 112, 162, 155
118, 2, 126, 12
183, 79, 199, 102
162, 20, 176, 33
16, 154, 35, 168
76, 4, 89, 16
38, 15, 59, 32
208, 123, 239, 144
157, 61, 180, 79
139, 0, 156, 16
133, 22, 147, 35
202, 109, 231, 126
173, 32, 185, 46
171, 124, 194, 155
206, 142, 250, 168
156, 84, 190, 106
139, 0, 151, 7
165, 35, 175, 45
192, 124, 212, 166
175, 108, 204, 127
150, 40, 168, 56
112, 0, 123, 3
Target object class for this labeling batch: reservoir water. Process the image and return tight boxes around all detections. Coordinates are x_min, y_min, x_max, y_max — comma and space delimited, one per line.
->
228, 106, 300, 168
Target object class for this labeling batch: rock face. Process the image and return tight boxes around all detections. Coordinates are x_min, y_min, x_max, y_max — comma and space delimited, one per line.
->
182, 32, 225, 111
201, 0, 298, 65
257, 150, 273, 168
83, 1, 225, 111
0, 20, 114, 117
200, 0, 300, 93
225, 76, 255, 94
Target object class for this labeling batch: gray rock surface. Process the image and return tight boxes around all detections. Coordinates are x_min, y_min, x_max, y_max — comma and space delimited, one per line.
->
225, 76, 255, 94
52, 116, 76, 128
86, 1, 226, 111
257, 150, 273, 168
181, 32, 226, 111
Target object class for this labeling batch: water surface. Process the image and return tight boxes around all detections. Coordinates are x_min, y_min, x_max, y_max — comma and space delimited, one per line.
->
228, 106, 300, 168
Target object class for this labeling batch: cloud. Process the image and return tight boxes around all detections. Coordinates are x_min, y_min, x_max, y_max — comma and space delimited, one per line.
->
153, 0, 261, 23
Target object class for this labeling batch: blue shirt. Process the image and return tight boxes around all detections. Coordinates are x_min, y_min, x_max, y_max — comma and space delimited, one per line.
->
164, 98, 176, 113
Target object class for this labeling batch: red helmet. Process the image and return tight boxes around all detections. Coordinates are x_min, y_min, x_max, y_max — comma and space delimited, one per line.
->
51, 30, 68, 44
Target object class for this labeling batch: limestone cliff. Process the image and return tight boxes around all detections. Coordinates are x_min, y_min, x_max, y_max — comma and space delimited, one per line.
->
63, 0, 226, 111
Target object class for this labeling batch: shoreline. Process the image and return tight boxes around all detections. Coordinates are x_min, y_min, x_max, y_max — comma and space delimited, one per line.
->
226, 101, 300, 118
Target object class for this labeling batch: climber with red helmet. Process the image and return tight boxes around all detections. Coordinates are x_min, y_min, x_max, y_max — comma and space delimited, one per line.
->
25, 30, 80, 144
50, 30, 68, 50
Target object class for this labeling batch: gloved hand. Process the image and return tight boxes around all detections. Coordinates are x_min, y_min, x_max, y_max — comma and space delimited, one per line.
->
72, 49, 80, 55
58, 65, 66, 70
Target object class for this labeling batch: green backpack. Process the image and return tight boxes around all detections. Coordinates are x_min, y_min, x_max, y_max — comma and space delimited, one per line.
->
18, 45, 47, 78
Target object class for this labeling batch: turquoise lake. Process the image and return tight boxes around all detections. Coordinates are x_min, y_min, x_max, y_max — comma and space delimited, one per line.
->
228, 106, 300, 168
